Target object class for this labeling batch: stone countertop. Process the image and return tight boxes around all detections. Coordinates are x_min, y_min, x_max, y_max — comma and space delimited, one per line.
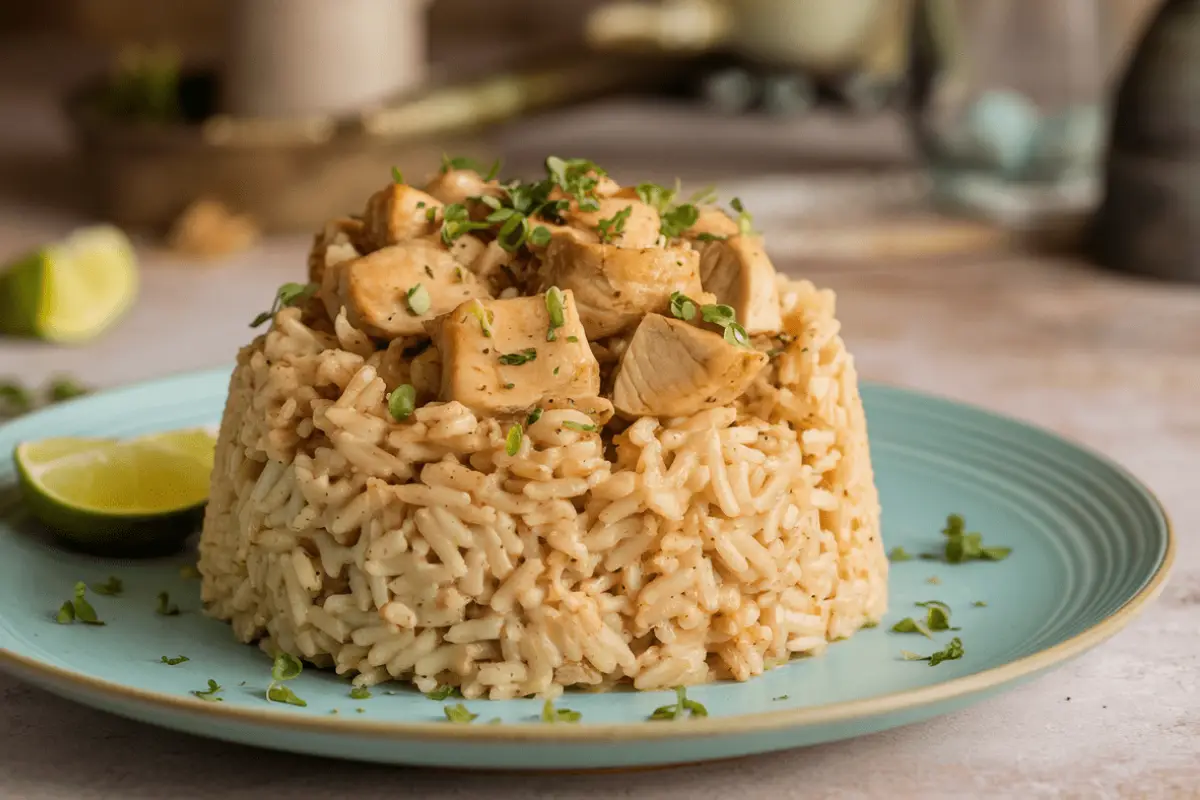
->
1, 52, 1199, 800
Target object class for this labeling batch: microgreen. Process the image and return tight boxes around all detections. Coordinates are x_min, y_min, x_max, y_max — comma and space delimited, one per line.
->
649, 686, 708, 721
541, 699, 581, 723
498, 348, 537, 366
888, 547, 914, 562
659, 203, 699, 239
425, 685, 460, 701
890, 617, 933, 639
505, 424, 523, 457
467, 300, 493, 337
902, 637, 965, 666
191, 679, 224, 701
388, 384, 417, 421
729, 197, 755, 236
161, 655, 189, 666
156, 591, 180, 616
939, 514, 1011, 564
444, 703, 478, 723
669, 291, 697, 321
391, 166, 404, 184
71, 582, 104, 625
266, 652, 307, 707
596, 205, 633, 243
695, 232, 728, 242
526, 407, 543, 427
250, 282, 318, 328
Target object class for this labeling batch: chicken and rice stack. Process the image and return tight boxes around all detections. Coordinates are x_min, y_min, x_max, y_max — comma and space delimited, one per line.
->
198, 158, 888, 699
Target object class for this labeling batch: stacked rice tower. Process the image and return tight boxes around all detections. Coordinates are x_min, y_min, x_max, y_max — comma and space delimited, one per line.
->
199, 159, 887, 700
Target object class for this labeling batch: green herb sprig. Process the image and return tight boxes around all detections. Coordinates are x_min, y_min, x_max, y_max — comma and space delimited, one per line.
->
667, 291, 751, 348
266, 652, 307, 707
498, 348, 537, 366
251, 283, 318, 328
939, 514, 1012, 563
444, 703, 478, 723
541, 699, 581, 723
191, 679, 224, 701
544, 286, 566, 341
425, 685, 461, 701
649, 686, 708, 721
57, 582, 104, 625
596, 205, 633, 243
901, 637, 964, 666
161, 655, 189, 666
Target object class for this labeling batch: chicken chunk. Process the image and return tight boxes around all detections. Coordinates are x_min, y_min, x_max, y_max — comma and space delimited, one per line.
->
361, 183, 443, 251
423, 168, 504, 216
538, 236, 703, 339
425, 291, 601, 416
612, 313, 768, 419
328, 239, 490, 339
563, 196, 661, 249
697, 235, 783, 335
307, 217, 363, 286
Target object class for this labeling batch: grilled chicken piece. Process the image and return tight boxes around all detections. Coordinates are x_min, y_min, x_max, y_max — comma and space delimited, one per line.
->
537, 236, 703, 339
685, 207, 740, 241
697, 235, 783, 334
424, 168, 504, 218
612, 313, 768, 419
361, 183, 443, 250
563, 196, 661, 250
307, 217, 363, 286
426, 291, 601, 416
326, 239, 490, 339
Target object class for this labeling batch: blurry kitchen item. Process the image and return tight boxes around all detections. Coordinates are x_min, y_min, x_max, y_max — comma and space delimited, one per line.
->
907, 0, 1109, 229
223, 0, 428, 118
586, 0, 915, 115
0, 226, 138, 344
67, 51, 689, 233
1091, 0, 1200, 283
166, 199, 260, 259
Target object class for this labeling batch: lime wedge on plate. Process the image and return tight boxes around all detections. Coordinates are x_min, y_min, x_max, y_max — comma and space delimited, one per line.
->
0, 225, 138, 343
13, 428, 215, 557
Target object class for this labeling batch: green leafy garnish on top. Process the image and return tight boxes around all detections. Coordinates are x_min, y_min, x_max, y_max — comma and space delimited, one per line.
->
649, 686, 708, 721
596, 205, 633, 243
667, 291, 751, 348
266, 652, 307, 707
250, 283, 317, 328
498, 348, 537, 366
659, 203, 700, 239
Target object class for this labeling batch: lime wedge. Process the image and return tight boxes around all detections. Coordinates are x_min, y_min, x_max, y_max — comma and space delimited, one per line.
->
13, 428, 215, 557
0, 225, 138, 343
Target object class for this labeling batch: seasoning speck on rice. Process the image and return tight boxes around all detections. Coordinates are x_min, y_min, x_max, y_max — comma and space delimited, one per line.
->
198, 158, 887, 700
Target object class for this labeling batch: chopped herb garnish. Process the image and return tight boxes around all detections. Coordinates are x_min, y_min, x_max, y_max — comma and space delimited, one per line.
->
192, 679, 224, 701
722, 322, 750, 348
426, 206, 438, 222
914, 601, 955, 631
544, 286, 566, 341
250, 282, 318, 328
972, 601, 988, 608
179, 565, 201, 580
55, 602, 74, 624
888, 547, 914, 562
688, 185, 719, 206
526, 407, 543, 427
528, 225, 552, 247
730, 197, 755, 236
423, 265, 434, 279
902, 637, 965, 667
635, 182, 677, 213
48, 377, 90, 403
349, 686, 371, 700
505, 424, 523, 457
71, 582, 104, 625
425, 685, 460, 701
891, 617, 933, 639
659, 203, 699, 239
388, 384, 417, 421
773, 695, 789, 701
440, 202, 490, 245
938, 514, 1012, 564
91, 576, 123, 596
405, 284, 431, 316
161, 655, 189, 665
467, 300, 493, 337
695, 232, 728, 242
669, 291, 697, 321
266, 652, 306, 707
487, 717, 502, 725
700, 304, 735, 325
596, 205, 633, 243
503, 382, 515, 389
566, 335, 579, 343
541, 699, 581, 723
156, 591, 180, 616
452, 266, 464, 283
444, 703, 478, 723
391, 166, 404, 184
498, 348, 537, 366
562, 420, 597, 433
649, 686, 708, 721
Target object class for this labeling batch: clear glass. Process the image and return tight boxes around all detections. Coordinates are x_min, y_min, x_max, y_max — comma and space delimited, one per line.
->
909, 0, 1110, 225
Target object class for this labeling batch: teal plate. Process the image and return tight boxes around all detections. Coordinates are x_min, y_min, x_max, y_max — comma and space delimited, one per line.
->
0, 368, 1173, 770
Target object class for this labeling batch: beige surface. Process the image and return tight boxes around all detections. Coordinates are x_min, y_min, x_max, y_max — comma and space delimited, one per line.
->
1, 49, 1199, 800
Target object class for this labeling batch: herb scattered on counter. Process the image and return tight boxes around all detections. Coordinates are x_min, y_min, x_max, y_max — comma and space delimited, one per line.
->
444, 703, 478, 724
562, 420, 597, 434
890, 617, 932, 639
544, 286, 566, 341
356, 707, 365, 713
526, 407, 543, 427
888, 547, 914, 562
349, 686, 371, 700
425, 685, 460, 701
498, 348, 537, 366
266, 652, 307, 707
939, 514, 1012, 564
179, 565, 201, 580
730, 197, 755, 237
251, 282, 318, 328
405, 284, 432, 316
901, 637, 964, 667
541, 699, 581, 723
649, 686, 708, 721
973, 601, 987, 608
528, 225, 552, 247
192, 679, 224, 701
388, 384, 417, 421
91, 576, 123, 596
156, 591, 180, 616
596, 205, 633, 243
161, 655, 189, 666
505, 424, 523, 457
391, 166, 404, 184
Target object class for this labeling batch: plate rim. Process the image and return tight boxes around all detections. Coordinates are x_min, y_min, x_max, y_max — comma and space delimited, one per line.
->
0, 368, 1176, 743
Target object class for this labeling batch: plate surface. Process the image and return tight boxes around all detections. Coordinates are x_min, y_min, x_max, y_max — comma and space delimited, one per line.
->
0, 368, 1172, 770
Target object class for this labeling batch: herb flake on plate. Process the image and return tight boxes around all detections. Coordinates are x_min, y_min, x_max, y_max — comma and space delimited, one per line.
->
541, 699, 581, 723
191, 679, 224, 701
649, 686, 708, 721
444, 703, 478, 723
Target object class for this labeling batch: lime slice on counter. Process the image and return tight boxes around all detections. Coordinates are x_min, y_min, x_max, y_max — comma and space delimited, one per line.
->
0, 225, 138, 343
13, 428, 215, 557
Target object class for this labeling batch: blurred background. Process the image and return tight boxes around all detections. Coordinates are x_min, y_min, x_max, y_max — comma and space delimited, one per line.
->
0, 0, 1196, 412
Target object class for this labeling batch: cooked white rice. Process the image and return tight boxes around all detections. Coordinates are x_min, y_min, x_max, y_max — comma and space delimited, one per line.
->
198, 277, 886, 699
